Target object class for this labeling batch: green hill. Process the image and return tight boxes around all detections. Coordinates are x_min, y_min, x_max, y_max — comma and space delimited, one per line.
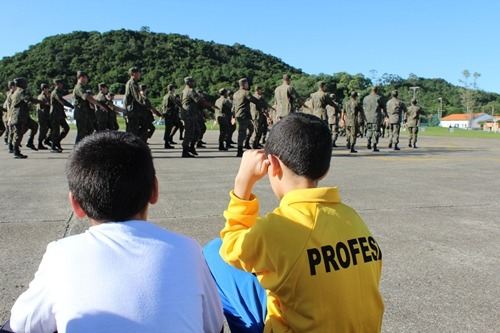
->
1, 29, 499, 117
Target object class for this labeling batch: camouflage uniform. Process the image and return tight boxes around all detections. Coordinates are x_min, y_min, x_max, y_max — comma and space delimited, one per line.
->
50, 85, 73, 151
274, 82, 301, 120
363, 90, 386, 151
343, 94, 362, 153
36, 89, 51, 148
162, 89, 178, 147
406, 101, 425, 148
249, 91, 268, 149
95, 91, 111, 131
386, 92, 407, 150
181, 83, 202, 156
311, 89, 337, 123
326, 97, 342, 146
124, 77, 146, 137
9, 86, 39, 157
215, 91, 232, 150
73, 82, 93, 143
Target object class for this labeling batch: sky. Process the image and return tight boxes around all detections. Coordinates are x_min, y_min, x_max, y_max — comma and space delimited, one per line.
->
1, 0, 499, 93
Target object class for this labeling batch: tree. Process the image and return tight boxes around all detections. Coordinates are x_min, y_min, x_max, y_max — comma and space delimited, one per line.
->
459, 69, 481, 128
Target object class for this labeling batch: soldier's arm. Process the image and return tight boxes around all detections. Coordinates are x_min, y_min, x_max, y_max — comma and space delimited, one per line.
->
85, 94, 107, 112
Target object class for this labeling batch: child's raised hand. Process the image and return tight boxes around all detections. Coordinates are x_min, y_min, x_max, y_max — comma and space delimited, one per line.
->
233, 149, 270, 200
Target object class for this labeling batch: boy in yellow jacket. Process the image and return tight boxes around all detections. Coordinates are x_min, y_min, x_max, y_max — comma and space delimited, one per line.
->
204, 112, 384, 333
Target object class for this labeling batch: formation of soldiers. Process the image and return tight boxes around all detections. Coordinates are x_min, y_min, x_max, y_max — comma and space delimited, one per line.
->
0, 70, 426, 159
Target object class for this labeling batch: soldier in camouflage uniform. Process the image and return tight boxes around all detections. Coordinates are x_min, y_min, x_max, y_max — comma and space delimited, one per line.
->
406, 99, 426, 148
50, 79, 74, 153
7, 77, 46, 158
233, 78, 274, 157
386, 90, 407, 150
326, 93, 342, 147
2, 81, 16, 146
226, 90, 236, 145
124, 67, 147, 137
249, 86, 270, 149
214, 88, 232, 151
106, 92, 122, 131
362, 87, 387, 152
35, 83, 51, 150
94, 83, 113, 132
311, 82, 337, 124
180, 77, 217, 157
162, 83, 178, 149
342, 91, 363, 153
274, 74, 308, 121
73, 71, 106, 143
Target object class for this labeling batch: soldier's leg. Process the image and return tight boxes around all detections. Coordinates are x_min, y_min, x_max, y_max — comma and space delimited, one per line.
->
50, 118, 61, 152
164, 117, 174, 145
394, 124, 400, 149
350, 126, 358, 153
189, 121, 201, 155
37, 117, 49, 148
0, 117, 5, 139
13, 124, 28, 158
218, 117, 228, 151
388, 124, 395, 148
413, 126, 419, 148
366, 123, 373, 149
25, 118, 39, 151
181, 118, 195, 157
75, 117, 89, 144
236, 118, 248, 157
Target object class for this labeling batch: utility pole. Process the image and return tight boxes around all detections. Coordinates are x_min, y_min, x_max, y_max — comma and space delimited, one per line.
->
438, 97, 443, 119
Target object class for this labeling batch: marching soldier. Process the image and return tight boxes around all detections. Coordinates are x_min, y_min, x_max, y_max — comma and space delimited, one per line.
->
386, 90, 407, 150
326, 93, 342, 147
214, 88, 232, 151
274, 74, 308, 121
50, 79, 74, 153
342, 91, 363, 153
162, 83, 178, 149
406, 99, 426, 148
249, 85, 271, 149
311, 81, 337, 124
124, 67, 147, 137
363, 87, 387, 152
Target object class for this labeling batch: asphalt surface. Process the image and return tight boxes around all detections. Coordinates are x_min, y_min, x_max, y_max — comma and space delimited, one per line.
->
0, 129, 499, 332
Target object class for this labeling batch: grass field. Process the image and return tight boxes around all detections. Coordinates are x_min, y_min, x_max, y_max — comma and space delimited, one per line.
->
68, 119, 500, 139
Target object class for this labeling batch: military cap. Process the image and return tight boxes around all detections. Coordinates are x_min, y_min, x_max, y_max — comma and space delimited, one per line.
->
184, 76, 194, 83
140, 84, 148, 90
392, 90, 399, 97
238, 78, 248, 85
411, 98, 417, 104
40, 83, 49, 90
8, 80, 15, 88
219, 88, 227, 95
167, 83, 177, 90
98, 82, 108, 89
129, 67, 141, 74
14, 77, 27, 89
318, 81, 326, 87
283, 74, 292, 80
227, 90, 233, 95
76, 70, 88, 78
350, 91, 358, 98
53, 78, 64, 85
255, 85, 263, 91
330, 93, 336, 99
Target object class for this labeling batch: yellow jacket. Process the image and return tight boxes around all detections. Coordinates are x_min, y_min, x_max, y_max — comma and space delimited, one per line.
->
220, 187, 384, 333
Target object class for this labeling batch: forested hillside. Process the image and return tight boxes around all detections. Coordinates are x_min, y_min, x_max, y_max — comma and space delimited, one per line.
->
1, 29, 498, 119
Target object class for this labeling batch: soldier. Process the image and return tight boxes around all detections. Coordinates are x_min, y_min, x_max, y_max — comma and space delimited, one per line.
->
161, 83, 178, 149
342, 91, 363, 153
106, 92, 124, 131
406, 99, 426, 148
326, 93, 342, 147
214, 88, 232, 151
226, 90, 236, 145
311, 81, 338, 125
7, 77, 46, 159
363, 87, 387, 152
249, 85, 271, 149
180, 77, 217, 157
2, 81, 16, 147
35, 84, 51, 150
139, 84, 162, 143
196, 89, 208, 148
73, 71, 106, 143
50, 79, 74, 153
124, 67, 147, 137
233, 78, 274, 157
274, 74, 308, 121
386, 90, 407, 150
94, 83, 111, 132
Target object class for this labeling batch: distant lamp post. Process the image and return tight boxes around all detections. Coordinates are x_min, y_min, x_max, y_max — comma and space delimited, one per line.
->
438, 97, 443, 119
410, 86, 420, 100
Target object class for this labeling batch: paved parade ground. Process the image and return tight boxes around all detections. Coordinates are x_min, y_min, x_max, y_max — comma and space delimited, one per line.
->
0, 129, 499, 332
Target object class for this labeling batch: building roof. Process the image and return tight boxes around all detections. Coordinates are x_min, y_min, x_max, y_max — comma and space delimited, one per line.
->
441, 113, 487, 121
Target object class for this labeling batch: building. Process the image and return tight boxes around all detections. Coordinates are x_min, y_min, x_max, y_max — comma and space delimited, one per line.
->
482, 116, 500, 132
439, 113, 493, 129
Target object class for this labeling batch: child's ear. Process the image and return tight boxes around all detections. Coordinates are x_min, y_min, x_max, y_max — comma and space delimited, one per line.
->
267, 154, 282, 177
68, 192, 86, 218
149, 177, 159, 205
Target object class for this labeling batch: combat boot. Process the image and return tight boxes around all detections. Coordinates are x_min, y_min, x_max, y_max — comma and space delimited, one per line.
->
394, 144, 400, 151
226, 142, 234, 149
38, 141, 48, 150
373, 144, 379, 152
236, 146, 244, 157
350, 145, 358, 153
26, 141, 38, 151
367, 140, 372, 150
332, 141, 337, 148
244, 139, 251, 150
8, 143, 14, 153
413, 143, 418, 148
196, 141, 206, 148
189, 146, 198, 156
182, 148, 195, 158
408, 140, 412, 148
164, 142, 174, 149
388, 142, 392, 148
44, 138, 51, 146
13, 149, 27, 159
218, 142, 228, 151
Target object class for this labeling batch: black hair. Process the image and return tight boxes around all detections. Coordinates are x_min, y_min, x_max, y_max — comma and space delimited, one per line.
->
265, 113, 332, 180
66, 131, 156, 222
